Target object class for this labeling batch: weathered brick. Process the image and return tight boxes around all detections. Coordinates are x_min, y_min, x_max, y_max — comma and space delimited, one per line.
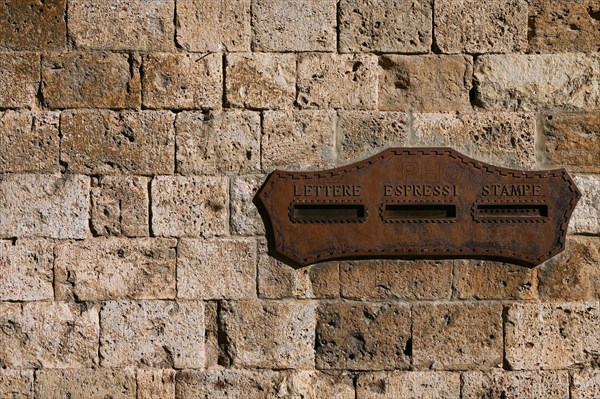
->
0, 174, 89, 239
68, 0, 174, 51
100, 300, 204, 368
42, 52, 140, 109
35, 369, 136, 399
176, 0, 251, 52
178, 239, 256, 300
55, 238, 176, 301
316, 302, 411, 370
570, 174, 600, 235
220, 300, 315, 369
151, 176, 228, 238
340, 260, 452, 300
0, 302, 99, 368
540, 113, 600, 173
297, 53, 378, 110
0, 0, 66, 50
203, 302, 219, 369
413, 303, 503, 370
0, 370, 33, 399
378, 55, 473, 112
61, 110, 174, 175
176, 111, 260, 174
0, 53, 39, 108
230, 174, 266, 236
281, 371, 355, 399
262, 110, 335, 171
0, 111, 59, 173
357, 372, 460, 399
462, 370, 569, 399
137, 369, 176, 399
474, 54, 600, 111
572, 369, 600, 399
413, 112, 536, 168
528, 0, 600, 53
143, 53, 221, 110
339, 0, 432, 53
226, 53, 296, 109
91, 176, 149, 237
252, 0, 337, 52
434, 0, 527, 53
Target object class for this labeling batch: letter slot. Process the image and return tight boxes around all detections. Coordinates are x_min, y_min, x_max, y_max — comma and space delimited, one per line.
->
290, 203, 366, 223
383, 204, 456, 220
475, 204, 548, 219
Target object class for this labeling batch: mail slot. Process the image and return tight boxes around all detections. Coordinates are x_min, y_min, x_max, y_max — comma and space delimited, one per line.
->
474, 204, 548, 219
382, 204, 456, 220
290, 203, 366, 223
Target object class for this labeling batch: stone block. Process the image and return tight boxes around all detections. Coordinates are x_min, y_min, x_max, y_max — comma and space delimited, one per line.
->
178, 238, 256, 300
434, 0, 527, 53
137, 369, 176, 399
230, 174, 266, 236
413, 112, 536, 168
143, 53, 221, 110
378, 55, 473, 112
505, 302, 600, 369
251, 0, 337, 52
0, 174, 89, 239
0, 370, 33, 399
0, 302, 99, 368
55, 238, 176, 301
151, 176, 228, 238
413, 303, 503, 370
297, 53, 378, 110
316, 301, 411, 370
176, 111, 260, 174
176, 0, 251, 52
340, 260, 452, 300
0, 52, 39, 108
90, 176, 149, 237
42, 52, 140, 109
339, 0, 432, 53
61, 110, 174, 175
226, 53, 295, 109
0, 0, 66, 50
357, 371, 460, 399
219, 300, 315, 369
474, 54, 600, 111
68, 0, 174, 50
570, 174, 600, 235
100, 300, 204, 368
262, 110, 335, 171
281, 371, 356, 399
462, 370, 569, 399
35, 369, 136, 399
0, 111, 59, 173
572, 369, 600, 399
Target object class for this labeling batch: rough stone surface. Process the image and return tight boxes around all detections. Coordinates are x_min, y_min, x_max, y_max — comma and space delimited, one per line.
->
42, 52, 140, 109
0, 370, 33, 399
434, 0, 527, 54
176, 111, 260, 174
413, 112, 536, 168
570, 174, 600, 235
143, 53, 222, 110
220, 300, 315, 369
0, 174, 89, 239
572, 369, 600, 399
178, 238, 256, 300
68, 0, 174, 50
55, 238, 176, 301
0, 0, 66, 50
90, 176, 149, 237
540, 112, 600, 173
100, 300, 204, 368
176, 0, 250, 52
226, 53, 296, 109
0, 111, 59, 173
262, 110, 335, 171
378, 55, 473, 112
297, 53, 378, 110
252, 0, 337, 52
340, 260, 452, 300
474, 54, 600, 111
413, 303, 503, 370
61, 110, 174, 175
0, 302, 99, 368
137, 369, 176, 399
339, 0, 432, 53
35, 369, 136, 399
316, 302, 411, 370
462, 370, 569, 399
230, 175, 266, 236
151, 176, 228, 238
0, 53, 39, 108
357, 372, 461, 399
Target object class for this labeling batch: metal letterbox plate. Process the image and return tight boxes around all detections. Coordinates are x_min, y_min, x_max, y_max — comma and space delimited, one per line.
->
254, 148, 581, 267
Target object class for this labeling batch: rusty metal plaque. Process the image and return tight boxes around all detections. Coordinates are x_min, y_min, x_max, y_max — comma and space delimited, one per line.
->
254, 148, 581, 268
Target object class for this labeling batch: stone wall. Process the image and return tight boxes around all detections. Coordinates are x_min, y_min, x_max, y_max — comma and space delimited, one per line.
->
0, 1, 599, 398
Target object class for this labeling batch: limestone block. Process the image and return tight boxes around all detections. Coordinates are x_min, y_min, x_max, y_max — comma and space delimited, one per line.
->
462, 370, 569, 399
0, 0, 66, 50
572, 369, 600, 399
230, 175, 266, 236
0, 370, 33, 399
35, 369, 136, 399
570, 174, 600, 235
357, 371, 460, 399
0, 53, 39, 108
137, 369, 176, 399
